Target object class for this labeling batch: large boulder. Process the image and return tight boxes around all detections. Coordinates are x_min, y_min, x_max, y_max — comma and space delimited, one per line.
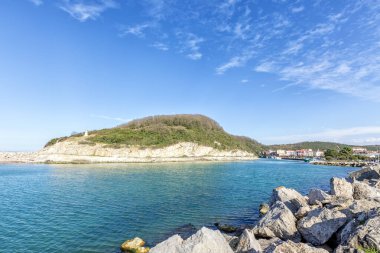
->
222, 233, 239, 250
308, 188, 331, 205
340, 208, 380, 252
253, 201, 301, 242
297, 207, 347, 245
257, 238, 282, 252
264, 240, 329, 253
330, 178, 353, 199
235, 229, 262, 253
352, 181, 380, 201
150, 235, 184, 253
269, 186, 308, 213
347, 199, 380, 215
349, 166, 380, 181
150, 227, 234, 253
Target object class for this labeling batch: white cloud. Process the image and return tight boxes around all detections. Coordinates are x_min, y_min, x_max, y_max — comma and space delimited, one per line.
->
119, 23, 152, 38
216, 51, 254, 74
263, 126, 380, 145
91, 114, 131, 123
60, 0, 117, 22
177, 33, 204, 60
29, 0, 43, 6
291, 6, 304, 13
241, 79, 249, 83
255, 61, 275, 73
152, 42, 169, 51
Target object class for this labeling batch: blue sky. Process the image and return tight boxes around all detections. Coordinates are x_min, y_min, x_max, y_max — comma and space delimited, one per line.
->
1, 0, 380, 151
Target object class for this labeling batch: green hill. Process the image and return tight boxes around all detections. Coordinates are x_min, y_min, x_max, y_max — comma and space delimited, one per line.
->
46, 114, 264, 154
268, 141, 380, 151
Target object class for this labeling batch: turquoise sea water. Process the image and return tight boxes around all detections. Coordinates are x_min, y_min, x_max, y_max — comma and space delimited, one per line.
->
0, 159, 356, 252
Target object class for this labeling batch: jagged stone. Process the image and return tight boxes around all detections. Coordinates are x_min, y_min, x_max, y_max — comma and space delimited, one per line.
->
269, 186, 308, 213
353, 181, 380, 201
222, 233, 239, 250
295, 205, 311, 219
150, 235, 184, 253
253, 201, 301, 242
341, 208, 380, 252
264, 240, 329, 253
330, 178, 353, 199
309, 188, 331, 205
347, 199, 380, 215
257, 238, 282, 252
297, 207, 347, 246
235, 229, 262, 253
349, 166, 380, 181
150, 227, 234, 253
324, 196, 353, 210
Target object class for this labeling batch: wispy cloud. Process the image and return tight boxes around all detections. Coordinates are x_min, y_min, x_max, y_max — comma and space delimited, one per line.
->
216, 51, 254, 74
119, 23, 152, 38
263, 126, 380, 145
60, 0, 117, 22
29, 0, 43, 6
291, 6, 304, 13
177, 33, 204, 60
91, 114, 131, 123
152, 42, 169, 51
241, 79, 249, 83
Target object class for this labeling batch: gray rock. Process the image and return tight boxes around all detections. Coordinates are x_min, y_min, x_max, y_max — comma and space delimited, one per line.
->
235, 229, 262, 253
270, 186, 308, 213
253, 201, 301, 242
349, 166, 380, 181
295, 205, 311, 219
257, 238, 282, 252
222, 233, 239, 250
297, 207, 347, 246
353, 181, 380, 201
150, 235, 184, 253
330, 178, 353, 199
348, 199, 380, 215
264, 240, 329, 253
150, 227, 234, 253
309, 188, 331, 205
334, 245, 358, 253
324, 196, 353, 210
342, 208, 380, 252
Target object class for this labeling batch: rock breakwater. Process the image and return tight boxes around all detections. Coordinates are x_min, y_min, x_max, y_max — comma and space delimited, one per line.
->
141, 165, 380, 253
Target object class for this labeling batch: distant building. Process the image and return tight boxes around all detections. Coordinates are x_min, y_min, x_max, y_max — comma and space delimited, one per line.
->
315, 149, 324, 157
286, 150, 297, 157
352, 147, 367, 154
296, 149, 314, 157
276, 149, 287, 157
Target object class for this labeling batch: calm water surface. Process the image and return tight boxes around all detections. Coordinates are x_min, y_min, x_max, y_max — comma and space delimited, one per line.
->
0, 159, 356, 252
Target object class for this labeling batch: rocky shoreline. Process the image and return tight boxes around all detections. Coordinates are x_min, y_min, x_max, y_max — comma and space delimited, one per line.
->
123, 165, 380, 253
310, 161, 377, 168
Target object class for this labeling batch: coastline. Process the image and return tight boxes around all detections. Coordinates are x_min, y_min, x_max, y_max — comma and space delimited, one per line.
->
0, 143, 258, 164
141, 164, 380, 253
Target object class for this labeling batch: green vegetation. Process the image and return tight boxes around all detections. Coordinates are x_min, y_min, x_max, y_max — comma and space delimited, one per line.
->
46, 114, 263, 154
269, 141, 380, 152
324, 147, 367, 161
357, 246, 379, 253
269, 141, 351, 151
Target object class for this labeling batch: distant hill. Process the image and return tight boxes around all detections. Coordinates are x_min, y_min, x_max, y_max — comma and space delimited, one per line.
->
46, 114, 264, 154
268, 141, 380, 151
